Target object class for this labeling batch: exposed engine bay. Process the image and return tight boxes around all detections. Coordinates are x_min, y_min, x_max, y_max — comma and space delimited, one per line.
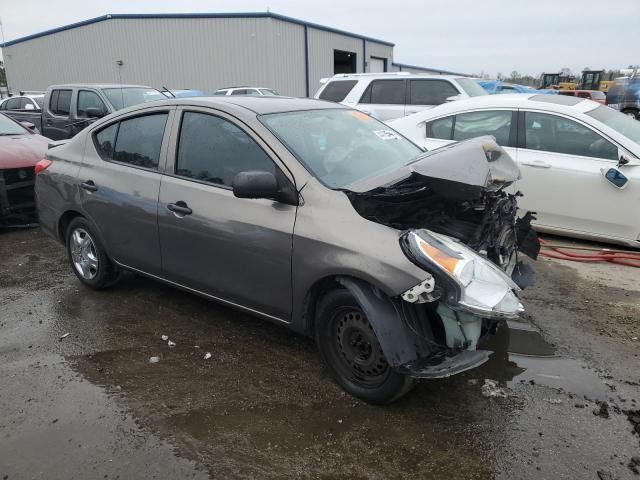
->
344, 136, 540, 285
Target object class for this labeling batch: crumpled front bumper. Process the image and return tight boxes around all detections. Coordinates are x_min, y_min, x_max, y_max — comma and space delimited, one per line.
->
0, 167, 38, 227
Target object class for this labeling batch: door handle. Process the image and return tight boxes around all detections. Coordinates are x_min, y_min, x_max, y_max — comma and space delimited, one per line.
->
167, 201, 192, 216
45, 119, 53, 125
80, 180, 98, 192
521, 160, 551, 169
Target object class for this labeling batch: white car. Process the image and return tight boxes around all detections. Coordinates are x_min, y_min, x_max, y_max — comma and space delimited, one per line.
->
0, 94, 45, 111
314, 72, 487, 121
213, 86, 279, 96
389, 94, 640, 248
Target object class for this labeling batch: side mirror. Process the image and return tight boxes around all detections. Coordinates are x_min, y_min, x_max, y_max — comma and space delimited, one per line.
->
20, 121, 36, 131
85, 107, 106, 118
601, 167, 629, 189
24, 103, 35, 110
233, 171, 280, 200
445, 95, 462, 102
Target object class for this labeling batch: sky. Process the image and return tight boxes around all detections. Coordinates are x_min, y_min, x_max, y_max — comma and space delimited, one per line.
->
1, 0, 639, 77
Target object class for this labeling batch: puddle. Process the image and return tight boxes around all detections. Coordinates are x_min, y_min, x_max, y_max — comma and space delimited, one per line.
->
482, 320, 614, 402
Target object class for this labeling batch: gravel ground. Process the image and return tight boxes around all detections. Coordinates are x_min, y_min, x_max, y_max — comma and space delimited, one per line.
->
0, 228, 638, 479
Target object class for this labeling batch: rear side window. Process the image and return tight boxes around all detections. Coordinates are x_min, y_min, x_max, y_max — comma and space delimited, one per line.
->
453, 110, 513, 145
94, 113, 168, 169
409, 80, 458, 105
4, 97, 22, 110
230, 89, 248, 95
49, 89, 72, 116
426, 116, 454, 139
176, 111, 275, 187
360, 80, 406, 105
318, 80, 357, 102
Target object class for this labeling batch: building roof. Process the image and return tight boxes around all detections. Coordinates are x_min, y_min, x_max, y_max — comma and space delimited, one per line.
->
0, 12, 395, 48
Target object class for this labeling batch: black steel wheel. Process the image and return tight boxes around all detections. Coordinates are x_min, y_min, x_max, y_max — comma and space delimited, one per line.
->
315, 289, 414, 404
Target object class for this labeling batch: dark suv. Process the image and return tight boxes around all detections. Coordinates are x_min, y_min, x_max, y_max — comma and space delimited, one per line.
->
606, 77, 640, 119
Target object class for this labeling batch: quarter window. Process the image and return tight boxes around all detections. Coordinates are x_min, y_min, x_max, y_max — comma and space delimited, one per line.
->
426, 116, 454, 139
77, 90, 107, 118
453, 110, 512, 145
49, 89, 72, 116
409, 80, 459, 105
524, 112, 618, 160
360, 80, 405, 105
176, 112, 276, 187
94, 113, 168, 169
318, 80, 357, 102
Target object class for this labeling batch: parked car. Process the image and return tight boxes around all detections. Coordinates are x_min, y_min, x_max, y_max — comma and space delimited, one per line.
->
478, 80, 557, 95
558, 89, 607, 104
213, 86, 279, 96
35, 96, 537, 404
3, 84, 166, 140
0, 93, 45, 112
161, 89, 205, 98
389, 94, 640, 248
313, 73, 487, 121
606, 76, 640, 119
0, 113, 50, 227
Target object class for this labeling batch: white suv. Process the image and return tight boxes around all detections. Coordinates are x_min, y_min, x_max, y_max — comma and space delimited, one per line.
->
213, 86, 279, 96
314, 73, 486, 121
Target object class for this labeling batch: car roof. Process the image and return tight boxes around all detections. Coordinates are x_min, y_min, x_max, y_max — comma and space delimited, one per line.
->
326, 73, 465, 81
124, 95, 346, 115
49, 83, 155, 89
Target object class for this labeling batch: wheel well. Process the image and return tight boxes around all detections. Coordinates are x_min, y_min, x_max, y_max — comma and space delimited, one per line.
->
301, 277, 343, 336
58, 211, 83, 245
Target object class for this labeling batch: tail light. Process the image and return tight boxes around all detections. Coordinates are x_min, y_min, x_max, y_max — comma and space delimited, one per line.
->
35, 159, 53, 175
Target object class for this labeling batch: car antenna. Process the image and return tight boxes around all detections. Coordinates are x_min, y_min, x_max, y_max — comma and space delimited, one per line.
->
162, 86, 176, 98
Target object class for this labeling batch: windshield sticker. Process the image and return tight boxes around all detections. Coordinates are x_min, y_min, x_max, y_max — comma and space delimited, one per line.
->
373, 129, 400, 141
347, 110, 372, 121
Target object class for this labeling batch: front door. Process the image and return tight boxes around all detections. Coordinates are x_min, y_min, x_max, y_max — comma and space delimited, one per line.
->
515, 110, 639, 241
158, 108, 296, 321
78, 108, 174, 275
405, 79, 461, 117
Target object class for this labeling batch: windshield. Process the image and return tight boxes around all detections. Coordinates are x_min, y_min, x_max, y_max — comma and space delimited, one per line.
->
586, 105, 640, 145
0, 114, 28, 135
260, 109, 422, 188
456, 78, 488, 97
102, 87, 166, 110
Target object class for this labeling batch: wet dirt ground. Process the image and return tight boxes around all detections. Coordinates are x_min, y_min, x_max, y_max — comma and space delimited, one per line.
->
1, 228, 639, 479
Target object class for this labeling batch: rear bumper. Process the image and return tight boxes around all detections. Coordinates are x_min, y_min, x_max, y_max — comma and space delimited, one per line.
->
0, 167, 37, 227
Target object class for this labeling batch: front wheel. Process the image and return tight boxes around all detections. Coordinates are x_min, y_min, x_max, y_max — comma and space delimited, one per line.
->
314, 289, 415, 404
66, 217, 120, 289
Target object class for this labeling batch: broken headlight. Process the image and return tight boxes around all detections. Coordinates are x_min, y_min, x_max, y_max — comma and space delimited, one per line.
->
400, 229, 524, 319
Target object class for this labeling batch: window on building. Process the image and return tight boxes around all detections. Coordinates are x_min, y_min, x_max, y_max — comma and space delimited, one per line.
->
334, 50, 357, 74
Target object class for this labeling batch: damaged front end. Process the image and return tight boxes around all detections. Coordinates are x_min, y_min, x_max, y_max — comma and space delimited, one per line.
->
342, 137, 541, 378
0, 166, 38, 228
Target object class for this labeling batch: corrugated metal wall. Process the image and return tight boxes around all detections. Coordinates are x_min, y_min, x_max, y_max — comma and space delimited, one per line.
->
2, 16, 398, 97
2, 17, 308, 96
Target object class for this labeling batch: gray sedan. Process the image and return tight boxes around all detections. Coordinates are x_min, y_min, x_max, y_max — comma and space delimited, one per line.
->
34, 96, 536, 403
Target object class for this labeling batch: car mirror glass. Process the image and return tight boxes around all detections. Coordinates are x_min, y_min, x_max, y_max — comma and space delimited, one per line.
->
601, 167, 629, 189
445, 95, 462, 102
20, 121, 36, 131
85, 107, 106, 118
232, 170, 280, 200
24, 103, 35, 110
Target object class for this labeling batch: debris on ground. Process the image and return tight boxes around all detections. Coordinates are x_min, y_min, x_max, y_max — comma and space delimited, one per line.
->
59, 333, 70, 340
167, 340, 176, 348
161, 335, 168, 341
544, 398, 563, 405
627, 410, 640, 436
149, 356, 160, 364
596, 470, 615, 480
481, 379, 507, 398
593, 401, 610, 419
203, 352, 212, 360
628, 456, 640, 474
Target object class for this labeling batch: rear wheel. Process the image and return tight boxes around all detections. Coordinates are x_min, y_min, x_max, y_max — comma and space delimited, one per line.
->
314, 289, 414, 404
66, 217, 119, 289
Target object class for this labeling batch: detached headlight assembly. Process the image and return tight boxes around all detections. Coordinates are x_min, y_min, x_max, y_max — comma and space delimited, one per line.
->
401, 229, 523, 319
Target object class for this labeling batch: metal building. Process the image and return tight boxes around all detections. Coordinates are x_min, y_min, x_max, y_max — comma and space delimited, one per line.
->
0, 12, 464, 97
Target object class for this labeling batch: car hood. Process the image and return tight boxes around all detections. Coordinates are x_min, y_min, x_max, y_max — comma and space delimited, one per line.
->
345, 136, 521, 198
0, 134, 50, 169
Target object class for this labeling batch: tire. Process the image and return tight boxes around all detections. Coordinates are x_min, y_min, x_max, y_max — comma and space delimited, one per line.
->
314, 289, 415, 404
623, 109, 639, 120
66, 217, 120, 289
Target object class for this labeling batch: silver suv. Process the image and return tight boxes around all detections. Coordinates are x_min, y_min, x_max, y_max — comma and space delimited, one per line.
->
34, 96, 536, 404
314, 72, 487, 121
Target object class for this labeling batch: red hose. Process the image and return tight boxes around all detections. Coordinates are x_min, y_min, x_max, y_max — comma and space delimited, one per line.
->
539, 238, 640, 268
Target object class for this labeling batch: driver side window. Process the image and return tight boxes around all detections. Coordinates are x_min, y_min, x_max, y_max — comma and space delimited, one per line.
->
176, 112, 276, 188
523, 112, 618, 160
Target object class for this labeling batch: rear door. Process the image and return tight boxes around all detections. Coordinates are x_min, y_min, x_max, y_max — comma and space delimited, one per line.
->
44, 89, 73, 140
157, 107, 296, 320
514, 110, 638, 240
357, 79, 406, 121
405, 79, 461, 116
78, 107, 174, 274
